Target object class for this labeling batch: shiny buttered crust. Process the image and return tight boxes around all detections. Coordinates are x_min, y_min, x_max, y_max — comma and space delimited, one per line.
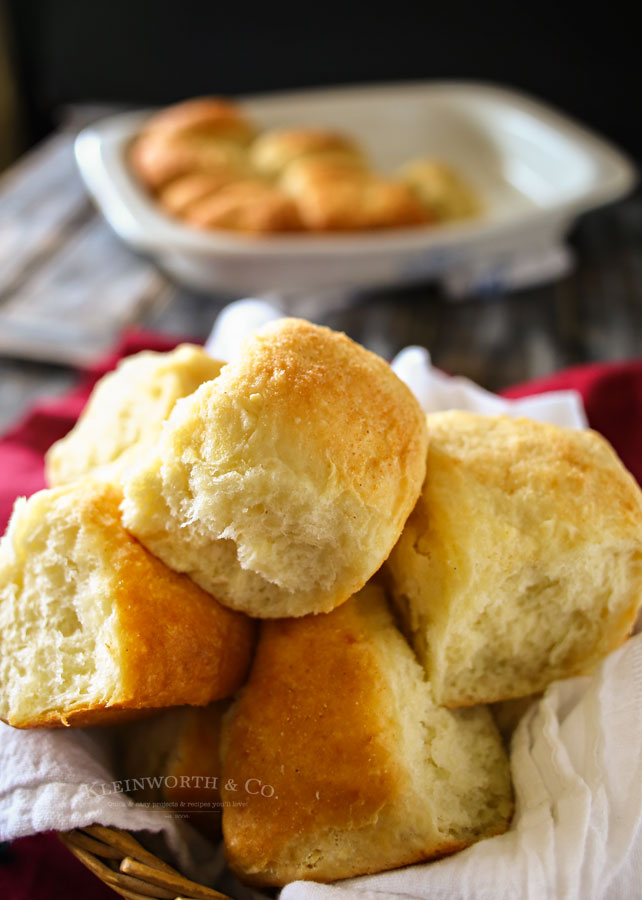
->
0, 481, 255, 728
387, 411, 642, 707
45, 345, 224, 487
220, 583, 513, 886
184, 181, 303, 233
281, 159, 430, 231
121, 319, 428, 618
250, 127, 367, 178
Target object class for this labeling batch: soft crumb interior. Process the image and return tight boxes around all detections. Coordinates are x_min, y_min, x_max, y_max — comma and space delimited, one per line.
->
0, 494, 119, 725
387, 413, 642, 708
46, 345, 223, 486
121, 439, 385, 618
367, 596, 513, 844
390, 535, 642, 707
120, 323, 427, 619
436, 546, 642, 704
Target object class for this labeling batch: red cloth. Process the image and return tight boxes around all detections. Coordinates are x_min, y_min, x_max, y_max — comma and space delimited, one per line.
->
0, 835, 116, 900
1, 331, 641, 898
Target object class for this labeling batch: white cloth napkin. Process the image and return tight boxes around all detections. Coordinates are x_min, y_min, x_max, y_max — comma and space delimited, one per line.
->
2, 298, 638, 900
0, 721, 227, 882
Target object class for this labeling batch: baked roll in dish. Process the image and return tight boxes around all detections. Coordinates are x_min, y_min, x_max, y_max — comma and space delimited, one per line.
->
157, 170, 252, 217
129, 132, 251, 192
220, 582, 513, 886
121, 319, 428, 618
129, 97, 256, 191
127, 96, 481, 233
45, 344, 224, 487
387, 411, 642, 708
250, 127, 367, 179
0, 481, 255, 728
281, 159, 430, 231
184, 180, 303, 234
398, 158, 481, 222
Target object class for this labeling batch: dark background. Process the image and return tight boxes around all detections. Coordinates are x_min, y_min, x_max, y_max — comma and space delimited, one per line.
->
4, 0, 641, 158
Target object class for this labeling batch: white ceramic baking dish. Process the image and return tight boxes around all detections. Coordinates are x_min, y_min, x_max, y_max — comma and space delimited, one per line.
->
75, 81, 636, 297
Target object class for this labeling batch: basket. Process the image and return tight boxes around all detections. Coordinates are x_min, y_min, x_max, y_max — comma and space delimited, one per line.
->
59, 825, 233, 900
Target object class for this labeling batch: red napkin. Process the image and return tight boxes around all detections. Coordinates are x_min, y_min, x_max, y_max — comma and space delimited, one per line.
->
1, 331, 641, 899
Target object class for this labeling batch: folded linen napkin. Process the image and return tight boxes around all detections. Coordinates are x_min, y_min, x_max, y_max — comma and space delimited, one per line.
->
0, 299, 639, 900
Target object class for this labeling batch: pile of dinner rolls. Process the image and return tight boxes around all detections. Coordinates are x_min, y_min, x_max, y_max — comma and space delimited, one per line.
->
128, 97, 480, 233
2, 318, 642, 887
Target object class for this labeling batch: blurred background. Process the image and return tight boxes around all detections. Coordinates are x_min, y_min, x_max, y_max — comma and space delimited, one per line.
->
0, 0, 641, 429
2, 0, 640, 165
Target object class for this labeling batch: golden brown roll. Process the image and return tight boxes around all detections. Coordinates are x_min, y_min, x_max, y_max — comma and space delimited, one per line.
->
387, 411, 642, 708
130, 98, 255, 191
281, 159, 430, 231
398, 158, 481, 222
158, 170, 250, 217
184, 180, 303, 234
129, 130, 251, 192
250, 127, 367, 179
121, 319, 428, 618
221, 583, 513, 886
0, 481, 255, 728
45, 345, 224, 487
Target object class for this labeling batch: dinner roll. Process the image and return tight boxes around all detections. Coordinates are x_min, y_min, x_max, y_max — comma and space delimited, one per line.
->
121, 319, 428, 618
158, 170, 251, 217
398, 158, 480, 222
45, 345, 224, 487
250, 127, 367, 179
387, 411, 642, 708
0, 481, 255, 728
184, 180, 303, 233
129, 130, 251, 192
129, 98, 256, 192
281, 159, 429, 231
221, 582, 513, 886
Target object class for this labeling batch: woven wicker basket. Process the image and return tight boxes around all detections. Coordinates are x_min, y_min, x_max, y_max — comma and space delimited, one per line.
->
59, 825, 233, 900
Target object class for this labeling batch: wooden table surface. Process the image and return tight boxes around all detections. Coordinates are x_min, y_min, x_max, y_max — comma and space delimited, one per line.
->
1, 121, 641, 434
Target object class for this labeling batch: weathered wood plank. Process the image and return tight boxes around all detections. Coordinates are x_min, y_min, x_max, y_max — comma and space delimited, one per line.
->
0, 134, 92, 293
0, 357, 78, 433
322, 191, 642, 391
0, 215, 168, 365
